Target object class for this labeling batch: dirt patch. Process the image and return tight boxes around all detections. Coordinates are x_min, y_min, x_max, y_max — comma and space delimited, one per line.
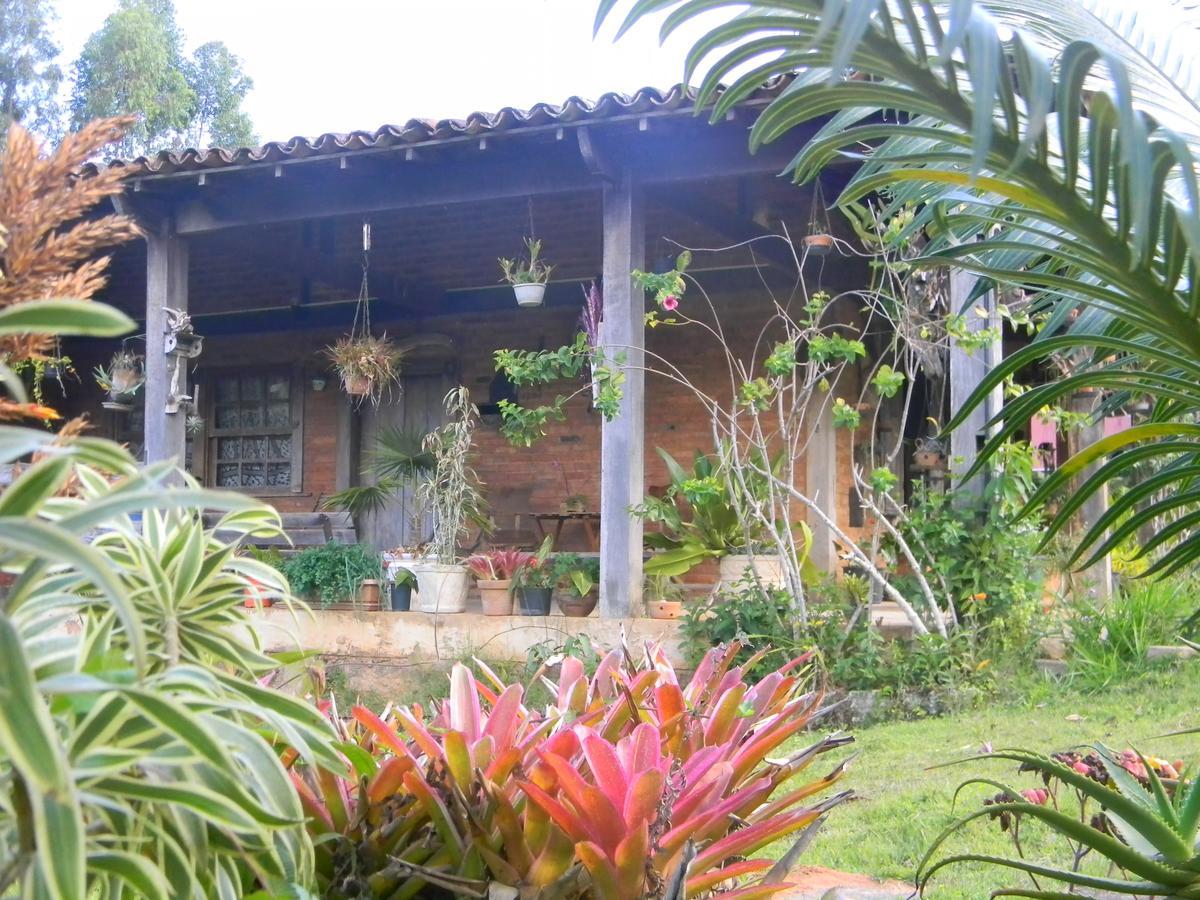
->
778, 865, 913, 899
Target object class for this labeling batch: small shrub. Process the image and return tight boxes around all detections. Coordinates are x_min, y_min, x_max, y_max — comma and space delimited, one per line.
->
282, 542, 382, 607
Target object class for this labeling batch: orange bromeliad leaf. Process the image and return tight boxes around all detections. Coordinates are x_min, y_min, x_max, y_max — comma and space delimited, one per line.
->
685, 859, 774, 894
367, 756, 415, 804
622, 767, 664, 829
481, 683, 524, 752
577, 840, 623, 900
518, 779, 590, 844
527, 825, 576, 887
352, 705, 415, 761
581, 728, 629, 811
290, 771, 334, 832
613, 821, 649, 897
443, 729, 472, 789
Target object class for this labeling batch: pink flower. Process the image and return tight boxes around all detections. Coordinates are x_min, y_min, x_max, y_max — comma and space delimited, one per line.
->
1072, 761, 1091, 775
662, 295, 679, 311
1020, 788, 1049, 805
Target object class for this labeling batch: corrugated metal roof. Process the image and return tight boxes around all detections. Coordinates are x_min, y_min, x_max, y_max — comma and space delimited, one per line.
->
102, 81, 786, 177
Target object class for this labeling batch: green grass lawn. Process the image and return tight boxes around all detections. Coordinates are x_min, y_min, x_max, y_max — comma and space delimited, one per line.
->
786, 664, 1200, 898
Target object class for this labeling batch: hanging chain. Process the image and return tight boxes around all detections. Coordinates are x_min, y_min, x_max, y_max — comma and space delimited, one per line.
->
526, 196, 535, 237
350, 221, 372, 340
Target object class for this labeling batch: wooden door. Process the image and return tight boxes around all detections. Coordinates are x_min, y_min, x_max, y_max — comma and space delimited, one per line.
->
359, 372, 455, 552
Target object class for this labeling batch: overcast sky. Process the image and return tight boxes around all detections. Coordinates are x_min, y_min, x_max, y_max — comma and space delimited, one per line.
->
52, 1, 711, 144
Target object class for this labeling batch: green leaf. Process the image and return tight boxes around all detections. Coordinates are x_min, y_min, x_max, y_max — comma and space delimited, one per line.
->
0, 300, 134, 337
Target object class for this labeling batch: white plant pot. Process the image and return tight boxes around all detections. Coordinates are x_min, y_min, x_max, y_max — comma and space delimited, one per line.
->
718, 554, 786, 591
410, 561, 470, 613
513, 283, 546, 307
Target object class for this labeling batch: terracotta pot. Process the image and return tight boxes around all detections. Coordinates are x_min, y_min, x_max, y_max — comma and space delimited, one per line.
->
803, 233, 835, 255
513, 282, 546, 307
342, 373, 372, 396
358, 580, 382, 611
558, 593, 598, 617
478, 579, 514, 615
648, 600, 683, 620
518, 587, 552, 615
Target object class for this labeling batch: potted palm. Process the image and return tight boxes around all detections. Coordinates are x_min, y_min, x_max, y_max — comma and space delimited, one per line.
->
325, 334, 403, 405
554, 553, 599, 617
94, 350, 144, 411
466, 549, 533, 616
410, 387, 486, 614
499, 237, 553, 307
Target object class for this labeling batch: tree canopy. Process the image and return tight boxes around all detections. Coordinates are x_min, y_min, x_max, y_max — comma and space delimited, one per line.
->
70, 0, 255, 157
0, 0, 62, 139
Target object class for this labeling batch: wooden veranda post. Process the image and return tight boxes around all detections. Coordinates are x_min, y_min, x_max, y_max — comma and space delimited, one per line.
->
948, 269, 1002, 498
144, 223, 189, 465
805, 401, 839, 573
599, 171, 645, 618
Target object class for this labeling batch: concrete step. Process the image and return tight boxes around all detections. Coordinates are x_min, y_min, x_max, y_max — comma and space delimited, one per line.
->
868, 601, 917, 640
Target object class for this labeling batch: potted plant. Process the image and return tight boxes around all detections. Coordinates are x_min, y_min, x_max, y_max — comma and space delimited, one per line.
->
553, 553, 599, 617
513, 537, 554, 615
280, 542, 384, 611
645, 573, 685, 619
325, 334, 403, 405
634, 447, 786, 589
387, 566, 418, 611
499, 237, 553, 307
466, 548, 533, 616
409, 387, 487, 614
94, 350, 144, 411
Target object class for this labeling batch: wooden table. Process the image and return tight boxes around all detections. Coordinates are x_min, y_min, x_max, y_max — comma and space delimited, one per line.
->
531, 512, 601, 551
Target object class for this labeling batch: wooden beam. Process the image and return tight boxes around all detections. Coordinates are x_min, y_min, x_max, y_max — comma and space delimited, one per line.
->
948, 269, 1002, 498
144, 224, 189, 466
653, 188, 799, 273
172, 158, 598, 236
599, 171, 646, 618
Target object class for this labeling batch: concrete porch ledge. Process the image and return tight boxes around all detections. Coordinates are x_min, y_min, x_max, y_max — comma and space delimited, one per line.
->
245, 607, 686, 665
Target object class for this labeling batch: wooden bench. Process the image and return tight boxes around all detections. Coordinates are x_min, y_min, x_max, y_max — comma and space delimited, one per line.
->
203, 511, 358, 554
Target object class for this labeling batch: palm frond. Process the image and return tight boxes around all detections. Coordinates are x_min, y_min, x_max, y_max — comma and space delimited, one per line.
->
598, 0, 1200, 575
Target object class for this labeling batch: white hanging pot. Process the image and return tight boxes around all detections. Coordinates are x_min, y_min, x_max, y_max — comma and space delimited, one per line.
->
513, 282, 546, 308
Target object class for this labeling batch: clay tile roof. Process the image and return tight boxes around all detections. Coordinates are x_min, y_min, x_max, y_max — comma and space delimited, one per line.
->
100, 80, 788, 177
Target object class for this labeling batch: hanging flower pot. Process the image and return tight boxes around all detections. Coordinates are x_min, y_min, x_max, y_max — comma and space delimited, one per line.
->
803, 233, 835, 255
325, 334, 403, 406
500, 237, 553, 308
913, 437, 947, 471
94, 350, 143, 412
342, 373, 372, 396
804, 179, 835, 257
512, 282, 546, 307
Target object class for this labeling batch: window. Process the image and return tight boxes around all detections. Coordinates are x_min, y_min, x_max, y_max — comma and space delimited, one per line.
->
209, 371, 299, 491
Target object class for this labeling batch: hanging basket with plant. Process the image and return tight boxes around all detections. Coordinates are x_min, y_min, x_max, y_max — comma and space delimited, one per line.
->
326, 334, 402, 405
499, 236, 553, 307
94, 349, 143, 411
803, 179, 835, 256
324, 221, 403, 406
